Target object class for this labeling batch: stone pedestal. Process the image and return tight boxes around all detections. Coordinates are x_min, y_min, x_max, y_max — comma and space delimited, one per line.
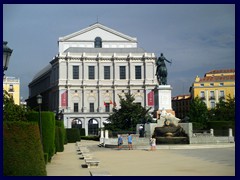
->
154, 85, 175, 118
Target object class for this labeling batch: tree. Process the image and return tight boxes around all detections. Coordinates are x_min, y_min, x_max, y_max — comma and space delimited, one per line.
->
208, 94, 235, 121
3, 90, 29, 121
104, 93, 152, 132
188, 96, 208, 130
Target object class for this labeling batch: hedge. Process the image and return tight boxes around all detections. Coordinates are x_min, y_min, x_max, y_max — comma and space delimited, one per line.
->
3, 121, 46, 176
207, 121, 235, 136
66, 128, 81, 143
27, 111, 55, 162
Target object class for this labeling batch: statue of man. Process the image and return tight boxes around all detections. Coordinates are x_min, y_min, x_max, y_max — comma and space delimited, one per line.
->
155, 53, 172, 85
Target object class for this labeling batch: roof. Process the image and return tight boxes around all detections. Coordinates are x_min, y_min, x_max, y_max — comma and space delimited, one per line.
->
206, 69, 235, 74
31, 64, 52, 81
199, 75, 235, 82
64, 47, 146, 54
172, 94, 191, 101
59, 23, 137, 42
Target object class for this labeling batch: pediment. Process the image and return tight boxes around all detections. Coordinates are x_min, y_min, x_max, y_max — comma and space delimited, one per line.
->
59, 23, 137, 42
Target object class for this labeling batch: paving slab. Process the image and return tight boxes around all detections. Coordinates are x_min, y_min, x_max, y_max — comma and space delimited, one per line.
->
46, 140, 235, 176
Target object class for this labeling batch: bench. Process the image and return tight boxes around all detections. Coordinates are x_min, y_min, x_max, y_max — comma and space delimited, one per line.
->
89, 170, 111, 176
84, 159, 100, 168
79, 153, 93, 160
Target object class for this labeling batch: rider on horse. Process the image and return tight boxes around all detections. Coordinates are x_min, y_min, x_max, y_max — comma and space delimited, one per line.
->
156, 53, 172, 85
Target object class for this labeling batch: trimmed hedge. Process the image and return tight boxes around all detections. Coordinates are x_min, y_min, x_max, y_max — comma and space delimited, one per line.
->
79, 128, 86, 136
55, 120, 65, 152
27, 111, 55, 162
3, 121, 46, 176
66, 128, 81, 143
81, 135, 100, 141
207, 121, 235, 136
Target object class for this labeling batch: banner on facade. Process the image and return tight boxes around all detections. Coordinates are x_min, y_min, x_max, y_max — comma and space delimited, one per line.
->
61, 90, 68, 107
147, 90, 154, 107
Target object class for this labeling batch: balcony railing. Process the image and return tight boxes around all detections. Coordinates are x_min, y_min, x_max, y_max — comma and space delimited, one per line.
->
209, 96, 215, 100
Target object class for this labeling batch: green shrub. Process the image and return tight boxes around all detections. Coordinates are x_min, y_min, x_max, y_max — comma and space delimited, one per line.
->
3, 121, 46, 176
207, 121, 235, 136
81, 135, 100, 141
27, 111, 55, 162
79, 128, 86, 136
66, 128, 81, 143
55, 120, 65, 152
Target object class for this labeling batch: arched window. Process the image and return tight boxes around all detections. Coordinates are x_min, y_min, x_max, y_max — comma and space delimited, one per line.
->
72, 118, 82, 129
88, 118, 99, 135
94, 37, 102, 48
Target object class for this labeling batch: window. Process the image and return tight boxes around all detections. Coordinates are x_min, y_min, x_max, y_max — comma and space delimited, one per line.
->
210, 83, 214, 86
94, 37, 102, 48
74, 103, 78, 112
219, 90, 225, 99
210, 101, 215, 109
220, 82, 224, 86
200, 91, 205, 99
105, 103, 110, 112
210, 91, 215, 99
200, 83, 204, 87
104, 66, 110, 79
120, 66, 126, 79
89, 66, 95, 79
90, 103, 94, 112
9, 84, 14, 92
135, 66, 142, 79
73, 66, 79, 79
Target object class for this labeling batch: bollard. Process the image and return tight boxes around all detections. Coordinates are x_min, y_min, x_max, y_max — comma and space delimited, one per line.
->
229, 128, 233, 137
210, 129, 214, 136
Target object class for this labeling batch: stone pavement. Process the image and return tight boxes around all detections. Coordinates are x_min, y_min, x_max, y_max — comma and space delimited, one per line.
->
46, 140, 235, 176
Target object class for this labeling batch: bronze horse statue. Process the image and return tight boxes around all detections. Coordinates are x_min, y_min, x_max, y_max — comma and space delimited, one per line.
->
156, 53, 172, 85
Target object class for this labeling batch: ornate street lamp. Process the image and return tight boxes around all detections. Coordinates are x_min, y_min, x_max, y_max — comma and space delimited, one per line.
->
3, 41, 13, 76
36, 94, 43, 147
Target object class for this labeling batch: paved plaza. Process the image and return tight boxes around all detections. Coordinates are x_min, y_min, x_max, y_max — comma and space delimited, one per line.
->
46, 140, 235, 176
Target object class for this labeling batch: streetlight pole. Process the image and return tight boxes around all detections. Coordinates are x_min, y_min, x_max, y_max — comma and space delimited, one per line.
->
36, 94, 43, 148
3, 41, 13, 77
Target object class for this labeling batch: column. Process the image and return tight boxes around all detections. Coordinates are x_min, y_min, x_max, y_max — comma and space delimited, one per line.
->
105, 130, 109, 139
100, 129, 104, 138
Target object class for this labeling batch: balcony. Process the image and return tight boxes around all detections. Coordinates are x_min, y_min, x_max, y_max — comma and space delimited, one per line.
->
209, 96, 215, 100
219, 96, 225, 100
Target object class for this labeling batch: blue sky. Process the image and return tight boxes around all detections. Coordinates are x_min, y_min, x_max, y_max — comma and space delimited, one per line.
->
3, 4, 235, 101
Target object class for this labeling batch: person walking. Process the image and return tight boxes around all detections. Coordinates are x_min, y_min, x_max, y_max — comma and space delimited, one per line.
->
127, 133, 133, 150
117, 134, 123, 150
149, 135, 156, 151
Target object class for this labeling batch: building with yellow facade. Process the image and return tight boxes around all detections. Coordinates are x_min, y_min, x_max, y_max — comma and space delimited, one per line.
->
189, 69, 235, 109
3, 76, 20, 105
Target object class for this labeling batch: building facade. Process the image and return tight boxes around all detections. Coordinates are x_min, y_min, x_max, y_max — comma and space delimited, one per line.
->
3, 76, 20, 105
189, 69, 235, 109
27, 23, 157, 135
172, 94, 191, 119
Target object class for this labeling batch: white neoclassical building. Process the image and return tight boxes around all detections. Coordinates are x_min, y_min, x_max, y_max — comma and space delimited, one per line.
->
28, 23, 157, 135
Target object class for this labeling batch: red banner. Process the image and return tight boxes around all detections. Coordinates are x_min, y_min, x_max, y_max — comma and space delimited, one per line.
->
147, 90, 154, 106
61, 90, 68, 107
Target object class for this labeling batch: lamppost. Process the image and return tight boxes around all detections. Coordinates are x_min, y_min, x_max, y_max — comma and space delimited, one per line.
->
3, 41, 13, 76
36, 94, 43, 147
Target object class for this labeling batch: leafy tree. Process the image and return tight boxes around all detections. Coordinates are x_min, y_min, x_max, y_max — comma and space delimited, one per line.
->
208, 94, 235, 121
3, 90, 29, 121
104, 93, 152, 132
188, 96, 208, 129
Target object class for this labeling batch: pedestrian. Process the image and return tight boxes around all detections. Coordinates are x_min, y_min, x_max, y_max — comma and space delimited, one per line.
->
127, 133, 133, 150
149, 135, 156, 151
117, 134, 123, 150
